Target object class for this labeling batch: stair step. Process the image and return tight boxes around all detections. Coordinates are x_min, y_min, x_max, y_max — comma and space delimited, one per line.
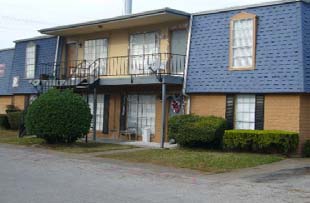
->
76, 85, 89, 89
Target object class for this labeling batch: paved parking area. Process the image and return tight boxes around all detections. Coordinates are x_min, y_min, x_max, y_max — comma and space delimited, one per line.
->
0, 144, 309, 203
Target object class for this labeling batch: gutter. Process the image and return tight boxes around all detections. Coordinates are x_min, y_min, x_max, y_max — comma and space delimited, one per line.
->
53, 36, 60, 76
182, 14, 193, 114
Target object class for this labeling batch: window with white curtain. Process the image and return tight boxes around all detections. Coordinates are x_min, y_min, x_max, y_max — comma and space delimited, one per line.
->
235, 95, 256, 130
129, 32, 159, 74
127, 95, 156, 135
25, 43, 36, 78
84, 39, 108, 75
86, 94, 105, 131
230, 13, 256, 69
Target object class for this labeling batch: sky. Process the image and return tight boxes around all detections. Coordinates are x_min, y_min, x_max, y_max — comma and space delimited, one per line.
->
0, 0, 277, 49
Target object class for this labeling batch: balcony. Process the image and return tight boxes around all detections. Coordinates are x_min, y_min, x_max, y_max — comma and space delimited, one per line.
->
37, 53, 186, 88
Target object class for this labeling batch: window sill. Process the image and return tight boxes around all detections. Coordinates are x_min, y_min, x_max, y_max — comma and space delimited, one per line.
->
228, 66, 255, 71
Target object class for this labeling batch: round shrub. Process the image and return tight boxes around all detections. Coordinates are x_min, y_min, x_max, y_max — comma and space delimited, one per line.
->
303, 140, 310, 157
7, 111, 22, 130
25, 89, 92, 144
168, 114, 227, 148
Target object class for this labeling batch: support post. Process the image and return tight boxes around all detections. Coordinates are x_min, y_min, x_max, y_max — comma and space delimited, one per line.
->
93, 87, 97, 142
160, 82, 167, 148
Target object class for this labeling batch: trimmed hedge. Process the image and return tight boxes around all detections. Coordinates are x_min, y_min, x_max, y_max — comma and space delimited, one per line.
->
168, 114, 226, 148
25, 89, 92, 144
7, 111, 23, 130
0, 114, 9, 129
223, 130, 299, 154
302, 140, 310, 157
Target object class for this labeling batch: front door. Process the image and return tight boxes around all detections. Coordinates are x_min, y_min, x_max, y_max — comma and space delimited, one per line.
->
87, 94, 105, 131
170, 30, 187, 74
127, 95, 156, 136
66, 43, 78, 77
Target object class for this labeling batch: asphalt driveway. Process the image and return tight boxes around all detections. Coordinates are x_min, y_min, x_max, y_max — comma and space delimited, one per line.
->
0, 144, 309, 203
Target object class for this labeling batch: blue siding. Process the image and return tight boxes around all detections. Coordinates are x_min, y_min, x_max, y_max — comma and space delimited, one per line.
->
186, 2, 305, 93
302, 3, 310, 92
10, 37, 57, 94
0, 49, 14, 95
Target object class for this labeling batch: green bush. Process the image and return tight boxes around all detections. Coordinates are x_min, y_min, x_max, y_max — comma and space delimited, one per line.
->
223, 130, 299, 154
0, 114, 9, 129
302, 140, 310, 157
5, 105, 20, 113
25, 89, 92, 144
168, 114, 227, 148
7, 111, 23, 130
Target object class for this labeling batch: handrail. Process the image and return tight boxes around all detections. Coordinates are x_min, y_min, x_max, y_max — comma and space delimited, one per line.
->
36, 53, 185, 89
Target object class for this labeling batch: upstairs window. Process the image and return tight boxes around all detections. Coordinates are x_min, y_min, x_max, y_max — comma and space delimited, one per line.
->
230, 12, 257, 70
25, 43, 36, 78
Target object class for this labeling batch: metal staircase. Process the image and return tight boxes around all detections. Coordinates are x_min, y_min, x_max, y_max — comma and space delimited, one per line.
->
20, 59, 101, 139
37, 59, 101, 94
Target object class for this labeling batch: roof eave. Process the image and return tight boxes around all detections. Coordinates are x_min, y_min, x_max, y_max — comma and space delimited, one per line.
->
39, 8, 190, 35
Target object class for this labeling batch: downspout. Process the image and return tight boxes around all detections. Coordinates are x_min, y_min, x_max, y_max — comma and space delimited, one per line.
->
53, 36, 60, 77
182, 14, 193, 114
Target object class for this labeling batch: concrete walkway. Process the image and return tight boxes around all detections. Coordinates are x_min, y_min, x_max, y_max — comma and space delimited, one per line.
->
96, 138, 178, 149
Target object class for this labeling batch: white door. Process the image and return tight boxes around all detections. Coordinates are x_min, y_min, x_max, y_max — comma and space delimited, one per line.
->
84, 39, 108, 75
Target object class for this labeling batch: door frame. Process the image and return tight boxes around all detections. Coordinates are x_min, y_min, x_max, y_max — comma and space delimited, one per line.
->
65, 42, 78, 77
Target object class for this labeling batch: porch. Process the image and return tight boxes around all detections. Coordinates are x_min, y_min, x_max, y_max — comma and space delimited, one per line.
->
82, 84, 185, 146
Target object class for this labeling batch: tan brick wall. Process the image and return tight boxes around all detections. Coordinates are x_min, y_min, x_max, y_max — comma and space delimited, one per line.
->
190, 94, 226, 118
189, 94, 310, 154
299, 95, 310, 153
0, 96, 12, 114
264, 95, 300, 132
153, 97, 169, 143
12, 95, 26, 110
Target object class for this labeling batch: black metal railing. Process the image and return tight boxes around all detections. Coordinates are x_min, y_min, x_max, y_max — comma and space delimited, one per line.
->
35, 53, 185, 91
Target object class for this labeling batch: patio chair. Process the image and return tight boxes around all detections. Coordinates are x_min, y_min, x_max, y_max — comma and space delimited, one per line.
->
119, 127, 137, 141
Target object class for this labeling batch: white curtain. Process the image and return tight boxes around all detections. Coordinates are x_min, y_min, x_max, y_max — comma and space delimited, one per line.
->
86, 94, 105, 131
127, 95, 156, 135
129, 32, 159, 74
235, 95, 256, 130
25, 44, 36, 78
84, 39, 108, 75
232, 19, 254, 67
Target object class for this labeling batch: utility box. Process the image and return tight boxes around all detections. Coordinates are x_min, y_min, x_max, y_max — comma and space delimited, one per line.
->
142, 127, 151, 142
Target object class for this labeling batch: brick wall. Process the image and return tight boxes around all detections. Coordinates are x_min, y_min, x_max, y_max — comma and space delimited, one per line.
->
190, 94, 226, 118
12, 95, 26, 110
189, 93, 310, 154
299, 95, 310, 153
264, 95, 300, 132
0, 96, 12, 114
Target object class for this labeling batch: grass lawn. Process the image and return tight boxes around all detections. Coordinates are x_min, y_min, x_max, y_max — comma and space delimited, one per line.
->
0, 130, 136, 153
99, 148, 284, 173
